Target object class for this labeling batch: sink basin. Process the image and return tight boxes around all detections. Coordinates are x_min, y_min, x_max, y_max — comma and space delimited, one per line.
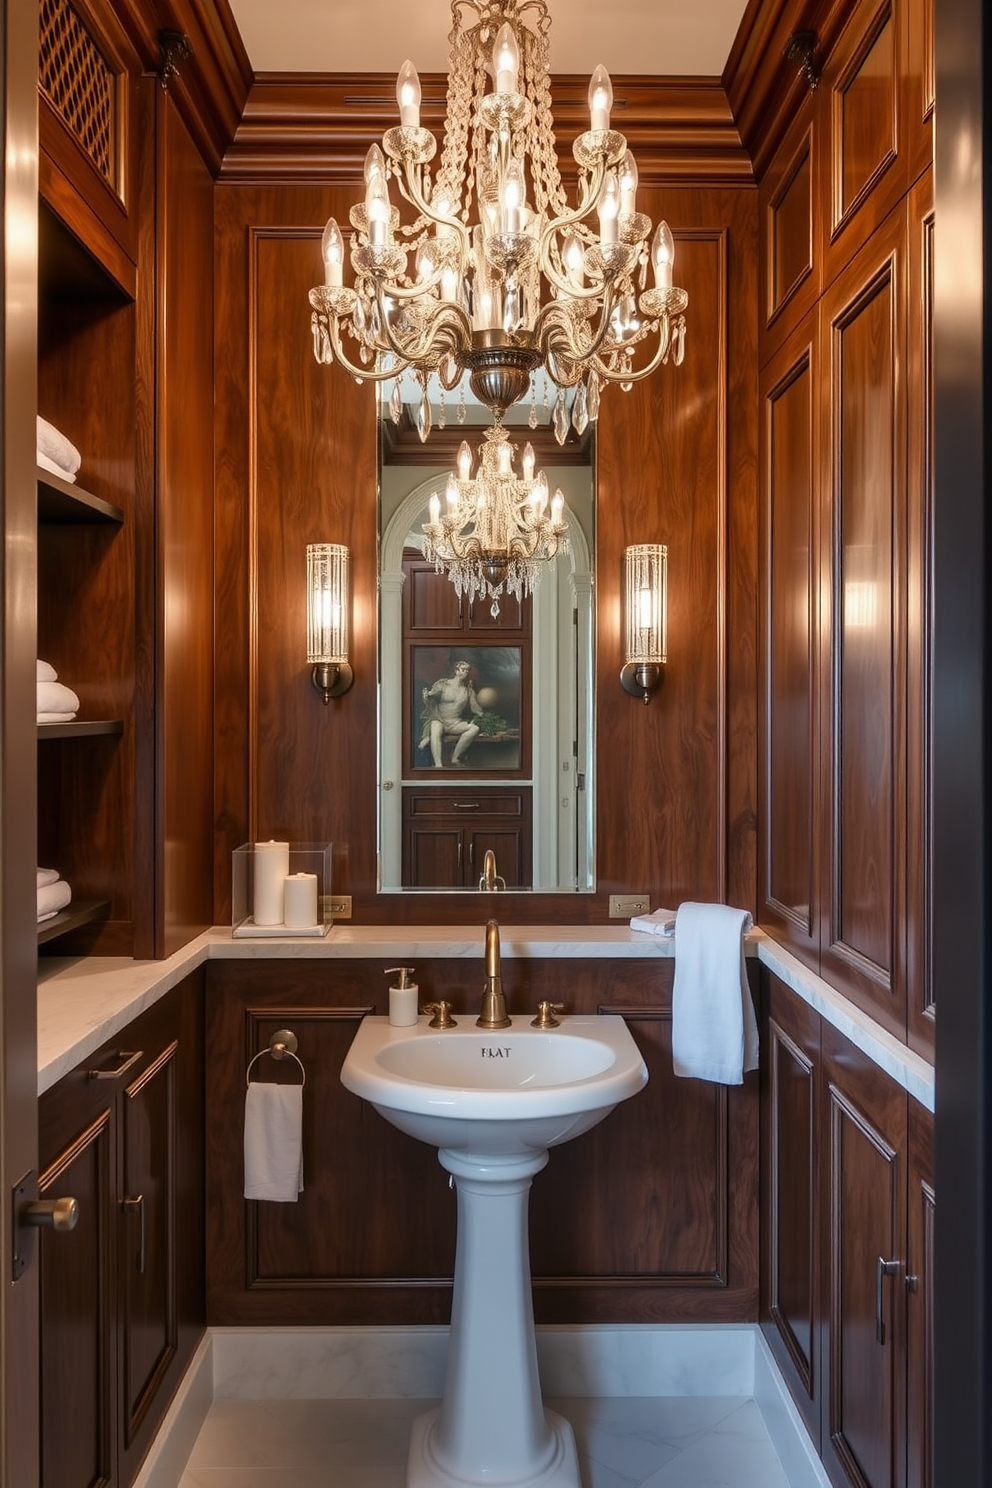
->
340, 1014, 648, 1157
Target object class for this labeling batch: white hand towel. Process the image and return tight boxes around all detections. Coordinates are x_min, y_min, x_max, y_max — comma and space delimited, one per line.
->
37, 879, 71, 921
36, 448, 77, 483
37, 659, 58, 683
38, 680, 80, 715
672, 902, 758, 1084
630, 907, 677, 937
244, 1082, 304, 1202
37, 711, 78, 723
37, 416, 81, 476
37, 867, 60, 888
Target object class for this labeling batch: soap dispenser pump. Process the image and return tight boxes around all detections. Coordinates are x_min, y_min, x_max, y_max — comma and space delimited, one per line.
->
385, 966, 418, 1027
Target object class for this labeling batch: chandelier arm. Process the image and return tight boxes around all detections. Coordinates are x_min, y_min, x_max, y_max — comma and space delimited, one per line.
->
393, 161, 473, 259
536, 158, 608, 262
381, 270, 453, 303
535, 276, 622, 364
322, 316, 407, 383
372, 282, 471, 365
586, 320, 678, 386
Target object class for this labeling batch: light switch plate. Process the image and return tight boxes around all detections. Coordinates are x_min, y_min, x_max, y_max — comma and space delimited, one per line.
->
609, 894, 650, 917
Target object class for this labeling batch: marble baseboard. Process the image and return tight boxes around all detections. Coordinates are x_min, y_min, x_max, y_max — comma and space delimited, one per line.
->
136, 1324, 830, 1488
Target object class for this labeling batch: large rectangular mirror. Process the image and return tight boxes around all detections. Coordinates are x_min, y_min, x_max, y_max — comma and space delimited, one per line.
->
377, 383, 595, 892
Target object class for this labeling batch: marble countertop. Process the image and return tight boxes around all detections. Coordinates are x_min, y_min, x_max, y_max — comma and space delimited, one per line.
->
36, 922, 934, 1111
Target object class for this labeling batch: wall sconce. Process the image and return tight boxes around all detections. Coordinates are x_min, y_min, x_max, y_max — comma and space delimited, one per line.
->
621, 543, 667, 704
306, 543, 353, 703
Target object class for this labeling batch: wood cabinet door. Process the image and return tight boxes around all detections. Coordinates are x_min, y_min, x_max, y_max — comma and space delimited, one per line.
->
821, 1025, 907, 1488
39, 1077, 118, 1488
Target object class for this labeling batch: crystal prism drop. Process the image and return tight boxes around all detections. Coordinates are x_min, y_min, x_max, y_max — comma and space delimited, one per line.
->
389, 380, 403, 425
553, 391, 570, 445
353, 298, 366, 334
587, 370, 601, 422
572, 382, 589, 435
417, 390, 432, 443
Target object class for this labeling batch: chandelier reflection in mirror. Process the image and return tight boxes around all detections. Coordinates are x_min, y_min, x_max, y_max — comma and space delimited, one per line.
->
307, 0, 688, 438
422, 426, 568, 614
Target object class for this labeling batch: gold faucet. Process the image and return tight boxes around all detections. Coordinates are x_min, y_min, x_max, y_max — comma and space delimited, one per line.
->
477, 918, 511, 1028
479, 848, 505, 892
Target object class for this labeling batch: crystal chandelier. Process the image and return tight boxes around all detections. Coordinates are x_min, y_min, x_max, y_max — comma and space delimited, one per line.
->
421, 424, 568, 613
308, 0, 688, 432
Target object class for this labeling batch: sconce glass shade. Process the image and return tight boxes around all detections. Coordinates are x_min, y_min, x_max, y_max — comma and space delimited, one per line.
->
621, 543, 667, 703
306, 543, 354, 702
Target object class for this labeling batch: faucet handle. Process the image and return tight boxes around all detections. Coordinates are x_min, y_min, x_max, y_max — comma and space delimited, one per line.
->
422, 1001, 457, 1029
531, 1001, 565, 1029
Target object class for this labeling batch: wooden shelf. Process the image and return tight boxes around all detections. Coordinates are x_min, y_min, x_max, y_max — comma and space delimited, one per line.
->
37, 467, 124, 525
37, 899, 110, 946
37, 719, 124, 741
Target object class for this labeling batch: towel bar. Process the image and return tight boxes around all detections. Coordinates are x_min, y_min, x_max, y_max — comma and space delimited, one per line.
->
246, 1028, 306, 1088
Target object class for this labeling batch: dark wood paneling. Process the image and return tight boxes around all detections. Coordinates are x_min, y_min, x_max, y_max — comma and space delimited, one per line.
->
759, 317, 819, 962
155, 90, 216, 956
204, 959, 759, 1326
821, 1022, 907, 1488
905, 170, 934, 1061
819, 206, 907, 1038
212, 179, 759, 927
760, 971, 821, 1446
907, 1099, 933, 1488
760, 108, 820, 360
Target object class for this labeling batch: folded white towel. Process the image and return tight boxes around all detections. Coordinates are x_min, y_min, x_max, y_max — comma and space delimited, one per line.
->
36, 448, 77, 483
37, 879, 71, 921
37, 416, 81, 476
630, 908, 677, 937
244, 1082, 304, 1202
37, 680, 79, 715
37, 711, 78, 723
37, 659, 58, 683
37, 867, 60, 888
672, 902, 758, 1085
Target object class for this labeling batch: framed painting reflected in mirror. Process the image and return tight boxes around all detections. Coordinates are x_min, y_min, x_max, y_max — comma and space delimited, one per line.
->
408, 644, 528, 777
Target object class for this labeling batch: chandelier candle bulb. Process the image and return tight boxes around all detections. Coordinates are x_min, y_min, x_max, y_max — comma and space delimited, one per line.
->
283, 872, 318, 930
599, 171, 620, 246
619, 150, 639, 216
588, 64, 613, 130
493, 22, 519, 94
396, 60, 421, 127
653, 221, 675, 289
321, 219, 344, 287
366, 173, 391, 247
253, 841, 289, 926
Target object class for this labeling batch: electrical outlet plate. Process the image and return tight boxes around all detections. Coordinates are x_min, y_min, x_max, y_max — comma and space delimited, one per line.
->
322, 894, 352, 920
609, 894, 650, 918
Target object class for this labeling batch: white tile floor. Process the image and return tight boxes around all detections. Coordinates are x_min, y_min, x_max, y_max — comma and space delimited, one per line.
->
178, 1393, 792, 1488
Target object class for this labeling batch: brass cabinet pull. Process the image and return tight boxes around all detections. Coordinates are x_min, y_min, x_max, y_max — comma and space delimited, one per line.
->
452, 802, 481, 809
122, 1195, 145, 1274
23, 1196, 78, 1232
875, 1256, 899, 1343
88, 1050, 143, 1081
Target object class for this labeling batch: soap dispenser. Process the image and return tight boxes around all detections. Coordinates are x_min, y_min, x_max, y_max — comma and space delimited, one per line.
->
385, 966, 418, 1027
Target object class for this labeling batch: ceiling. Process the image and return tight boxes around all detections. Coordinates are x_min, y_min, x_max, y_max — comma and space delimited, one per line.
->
227, 0, 750, 78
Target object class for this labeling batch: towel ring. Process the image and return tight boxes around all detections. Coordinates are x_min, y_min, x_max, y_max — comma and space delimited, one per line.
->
245, 1028, 306, 1089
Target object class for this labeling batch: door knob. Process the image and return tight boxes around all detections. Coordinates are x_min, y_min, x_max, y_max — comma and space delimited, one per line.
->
23, 1196, 79, 1232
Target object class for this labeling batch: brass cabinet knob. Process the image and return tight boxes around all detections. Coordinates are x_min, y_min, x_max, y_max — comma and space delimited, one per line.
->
23, 1196, 79, 1232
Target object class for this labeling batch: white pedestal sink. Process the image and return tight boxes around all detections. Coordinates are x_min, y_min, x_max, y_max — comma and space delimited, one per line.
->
341, 1013, 648, 1488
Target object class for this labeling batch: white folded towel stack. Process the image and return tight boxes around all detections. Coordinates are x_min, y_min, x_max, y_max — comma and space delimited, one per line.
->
37, 416, 81, 481
37, 665, 79, 723
37, 876, 71, 923
672, 902, 758, 1084
37, 866, 60, 888
630, 907, 677, 937
244, 1082, 304, 1202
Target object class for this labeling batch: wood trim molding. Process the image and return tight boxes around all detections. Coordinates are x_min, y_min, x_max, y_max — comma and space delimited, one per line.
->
220, 72, 753, 184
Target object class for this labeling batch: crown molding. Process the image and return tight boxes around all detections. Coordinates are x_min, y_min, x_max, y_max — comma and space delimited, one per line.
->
218, 72, 753, 185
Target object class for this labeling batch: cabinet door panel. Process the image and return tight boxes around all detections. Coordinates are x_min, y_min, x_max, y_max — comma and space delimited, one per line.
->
39, 1107, 117, 1488
403, 823, 464, 887
907, 1101, 934, 1488
120, 1041, 179, 1448
822, 1028, 907, 1488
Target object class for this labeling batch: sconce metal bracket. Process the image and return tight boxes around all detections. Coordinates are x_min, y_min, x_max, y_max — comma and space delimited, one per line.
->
620, 661, 665, 705
311, 662, 354, 704
784, 30, 820, 92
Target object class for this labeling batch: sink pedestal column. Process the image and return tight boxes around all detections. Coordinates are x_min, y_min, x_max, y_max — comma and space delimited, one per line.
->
406, 1145, 581, 1488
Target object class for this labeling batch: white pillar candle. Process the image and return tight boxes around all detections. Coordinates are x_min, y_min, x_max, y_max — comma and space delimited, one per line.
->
253, 840, 289, 925
284, 871, 318, 929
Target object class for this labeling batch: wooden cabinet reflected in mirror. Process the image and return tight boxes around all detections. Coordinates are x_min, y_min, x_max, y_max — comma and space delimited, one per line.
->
379, 401, 594, 893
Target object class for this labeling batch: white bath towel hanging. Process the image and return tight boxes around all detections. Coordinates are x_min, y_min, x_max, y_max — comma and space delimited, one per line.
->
244, 1082, 304, 1202
672, 902, 759, 1084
